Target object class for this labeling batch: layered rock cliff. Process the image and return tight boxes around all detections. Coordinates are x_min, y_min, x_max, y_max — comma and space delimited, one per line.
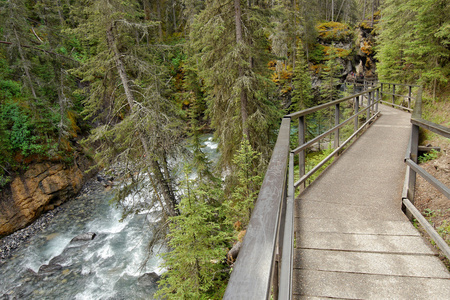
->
0, 159, 92, 237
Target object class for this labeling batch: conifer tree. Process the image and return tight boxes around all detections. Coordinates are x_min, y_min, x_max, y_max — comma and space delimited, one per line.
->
377, 0, 449, 97
291, 42, 314, 112
2, 0, 37, 98
156, 166, 231, 299
224, 138, 263, 229
320, 45, 343, 103
0, 0, 79, 155
69, 0, 185, 219
189, 0, 281, 168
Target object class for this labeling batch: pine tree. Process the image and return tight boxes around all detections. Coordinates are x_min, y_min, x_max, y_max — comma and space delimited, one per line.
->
377, 0, 449, 97
320, 44, 343, 103
0, 0, 80, 156
69, 0, 185, 220
291, 42, 314, 111
156, 166, 231, 299
224, 138, 263, 229
189, 0, 281, 168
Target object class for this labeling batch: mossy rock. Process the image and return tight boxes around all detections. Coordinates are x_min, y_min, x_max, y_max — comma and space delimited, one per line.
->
317, 22, 353, 43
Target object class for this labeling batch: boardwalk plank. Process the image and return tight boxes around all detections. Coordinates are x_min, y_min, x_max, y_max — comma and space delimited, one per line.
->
293, 105, 450, 298
294, 249, 450, 278
297, 231, 436, 255
293, 270, 450, 299
295, 217, 420, 236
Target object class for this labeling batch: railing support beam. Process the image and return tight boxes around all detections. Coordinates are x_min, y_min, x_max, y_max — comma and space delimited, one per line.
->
354, 96, 359, 132
392, 84, 396, 107
298, 116, 306, 190
334, 103, 340, 149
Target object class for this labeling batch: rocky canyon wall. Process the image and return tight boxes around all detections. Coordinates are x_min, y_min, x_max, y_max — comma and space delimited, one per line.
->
0, 160, 91, 237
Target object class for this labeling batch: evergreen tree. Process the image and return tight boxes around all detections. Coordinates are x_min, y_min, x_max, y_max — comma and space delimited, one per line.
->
0, 0, 80, 158
291, 42, 314, 111
69, 0, 185, 221
224, 138, 263, 229
377, 0, 449, 97
320, 44, 343, 103
189, 0, 281, 168
156, 166, 231, 299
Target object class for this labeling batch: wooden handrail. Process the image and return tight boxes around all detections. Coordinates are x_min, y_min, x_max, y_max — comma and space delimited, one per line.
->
399, 85, 450, 261
225, 85, 382, 299
223, 118, 291, 300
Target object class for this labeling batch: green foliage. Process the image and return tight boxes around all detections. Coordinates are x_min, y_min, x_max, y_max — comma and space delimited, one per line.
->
291, 42, 314, 112
0, 80, 22, 99
423, 208, 450, 247
224, 138, 263, 229
156, 167, 231, 299
317, 22, 353, 42
0, 174, 11, 189
309, 44, 326, 64
418, 149, 439, 164
0, 100, 47, 157
305, 146, 334, 184
320, 45, 344, 103
377, 0, 450, 96
189, 0, 281, 169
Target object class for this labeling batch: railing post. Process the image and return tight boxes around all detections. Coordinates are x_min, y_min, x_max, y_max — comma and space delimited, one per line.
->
273, 254, 279, 300
408, 124, 419, 204
375, 87, 379, 112
392, 84, 396, 107
408, 85, 412, 109
381, 82, 384, 101
367, 91, 371, 121
334, 103, 340, 149
298, 116, 306, 190
354, 96, 359, 132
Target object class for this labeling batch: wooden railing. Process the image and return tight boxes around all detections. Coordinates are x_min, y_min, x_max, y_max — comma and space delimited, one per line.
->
379, 82, 421, 112
223, 85, 382, 299
396, 84, 450, 259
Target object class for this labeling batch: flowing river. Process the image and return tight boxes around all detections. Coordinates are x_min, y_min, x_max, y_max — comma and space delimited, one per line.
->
0, 135, 218, 299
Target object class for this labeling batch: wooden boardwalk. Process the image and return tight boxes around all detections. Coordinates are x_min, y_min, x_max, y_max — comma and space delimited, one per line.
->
293, 105, 450, 299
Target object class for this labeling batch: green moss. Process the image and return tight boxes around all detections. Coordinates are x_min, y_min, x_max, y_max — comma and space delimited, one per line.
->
317, 22, 353, 42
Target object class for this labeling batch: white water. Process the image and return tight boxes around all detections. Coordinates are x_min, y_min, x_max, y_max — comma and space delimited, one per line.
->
0, 134, 218, 299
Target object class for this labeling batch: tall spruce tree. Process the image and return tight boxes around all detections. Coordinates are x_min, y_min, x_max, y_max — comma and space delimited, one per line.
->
69, 0, 185, 222
291, 42, 314, 111
189, 0, 281, 168
320, 44, 343, 103
155, 166, 231, 299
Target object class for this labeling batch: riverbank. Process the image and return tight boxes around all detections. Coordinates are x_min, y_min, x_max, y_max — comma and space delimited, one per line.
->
0, 178, 105, 263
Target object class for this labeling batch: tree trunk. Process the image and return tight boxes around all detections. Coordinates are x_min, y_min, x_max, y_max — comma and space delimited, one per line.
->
331, 0, 334, 22
234, 0, 249, 138
336, 0, 346, 22
57, 69, 66, 146
14, 27, 36, 99
172, 0, 177, 32
371, 0, 375, 27
156, 0, 163, 40
56, 0, 65, 26
106, 23, 178, 216
362, 0, 366, 22
143, 0, 151, 20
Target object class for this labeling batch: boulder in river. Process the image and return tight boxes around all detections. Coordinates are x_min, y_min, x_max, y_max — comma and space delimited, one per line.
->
137, 272, 160, 286
38, 263, 63, 276
70, 232, 96, 243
